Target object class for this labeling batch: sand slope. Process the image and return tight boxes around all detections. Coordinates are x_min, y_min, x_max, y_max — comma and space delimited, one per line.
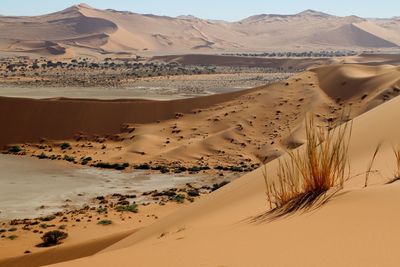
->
0, 5, 399, 57
41, 81, 400, 266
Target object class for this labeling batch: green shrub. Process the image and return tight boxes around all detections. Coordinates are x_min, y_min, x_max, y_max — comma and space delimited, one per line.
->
8, 235, 18, 240
39, 230, 68, 247
40, 215, 56, 222
63, 155, 75, 162
115, 204, 138, 213
97, 220, 112, 225
8, 146, 22, 153
94, 162, 129, 170
172, 194, 185, 203
60, 142, 71, 150
187, 189, 200, 197
212, 181, 230, 192
37, 152, 48, 159
134, 164, 151, 170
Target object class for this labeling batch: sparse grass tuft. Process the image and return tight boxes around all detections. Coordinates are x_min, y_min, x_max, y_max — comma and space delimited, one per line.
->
259, 117, 352, 220
386, 146, 400, 184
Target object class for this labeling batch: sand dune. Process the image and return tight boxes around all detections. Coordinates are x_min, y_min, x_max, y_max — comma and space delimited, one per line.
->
0, 88, 251, 148
0, 4, 399, 57
4, 64, 399, 170
18, 72, 400, 267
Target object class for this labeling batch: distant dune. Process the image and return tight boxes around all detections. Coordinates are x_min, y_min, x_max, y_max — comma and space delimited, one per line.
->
0, 4, 399, 58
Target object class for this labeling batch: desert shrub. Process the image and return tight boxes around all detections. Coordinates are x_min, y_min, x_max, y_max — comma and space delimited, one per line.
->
188, 166, 210, 173
39, 223, 55, 229
172, 194, 185, 203
115, 204, 138, 213
8, 235, 18, 240
260, 118, 351, 220
97, 220, 112, 225
60, 142, 71, 150
8, 145, 22, 153
187, 189, 200, 197
94, 162, 129, 170
37, 152, 48, 159
81, 156, 92, 165
38, 230, 68, 247
134, 163, 151, 170
211, 181, 230, 192
40, 215, 56, 222
387, 146, 400, 184
63, 155, 75, 162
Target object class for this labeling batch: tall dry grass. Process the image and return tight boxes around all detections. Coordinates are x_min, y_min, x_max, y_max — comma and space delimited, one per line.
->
262, 117, 352, 219
387, 146, 400, 184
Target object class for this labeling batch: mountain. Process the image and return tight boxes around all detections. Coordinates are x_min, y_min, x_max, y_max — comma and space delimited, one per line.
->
0, 4, 398, 58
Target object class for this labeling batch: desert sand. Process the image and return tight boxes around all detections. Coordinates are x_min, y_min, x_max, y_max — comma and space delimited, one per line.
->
0, 63, 399, 266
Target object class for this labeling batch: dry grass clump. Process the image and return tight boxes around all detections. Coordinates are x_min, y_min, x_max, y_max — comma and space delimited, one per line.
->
386, 146, 400, 184
261, 117, 352, 220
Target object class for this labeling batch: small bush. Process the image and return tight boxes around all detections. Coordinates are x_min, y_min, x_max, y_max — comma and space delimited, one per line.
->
96, 207, 108, 214
81, 156, 92, 165
39, 223, 55, 229
40, 215, 56, 222
8, 235, 18, 240
60, 142, 71, 150
37, 152, 48, 159
135, 163, 151, 170
63, 155, 75, 162
8, 146, 22, 153
94, 162, 129, 170
187, 189, 200, 197
172, 194, 185, 203
211, 181, 230, 192
38, 230, 68, 247
115, 204, 138, 213
97, 220, 112, 225
387, 146, 400, 184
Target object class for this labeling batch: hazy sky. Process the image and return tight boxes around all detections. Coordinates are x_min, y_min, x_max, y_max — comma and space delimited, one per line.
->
1, 0, 399, 20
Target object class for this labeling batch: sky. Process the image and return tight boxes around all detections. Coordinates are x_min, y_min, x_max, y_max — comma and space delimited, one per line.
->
1, 0, 399, 21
